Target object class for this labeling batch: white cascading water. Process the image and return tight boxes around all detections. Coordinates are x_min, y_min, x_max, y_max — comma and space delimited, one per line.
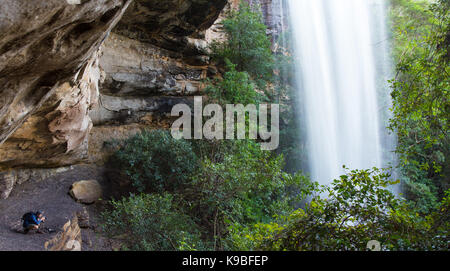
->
287, 0, 393, 186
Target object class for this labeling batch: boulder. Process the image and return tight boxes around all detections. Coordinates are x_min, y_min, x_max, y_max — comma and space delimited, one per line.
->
69, 180, 102, 204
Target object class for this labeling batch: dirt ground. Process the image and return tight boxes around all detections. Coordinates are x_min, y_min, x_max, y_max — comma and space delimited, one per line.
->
0, 164, 116, 251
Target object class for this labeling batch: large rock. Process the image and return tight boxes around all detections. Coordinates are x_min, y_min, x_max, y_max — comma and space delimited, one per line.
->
0, 56, 101, 168
69, 180, 102, 204
0, 0, 132, 148
97, 33, 208, 98
0, 0, 132, 170
114, 0, 228, 54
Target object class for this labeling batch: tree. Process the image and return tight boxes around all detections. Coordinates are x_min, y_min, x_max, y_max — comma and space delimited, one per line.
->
205, 60, 262, 105
109, 130, 199, 193
389, 0, 450, 213
182, 140, 311, 250
210, 1, 274, 88
232, 168, 449, 251
101, 193, 205, 251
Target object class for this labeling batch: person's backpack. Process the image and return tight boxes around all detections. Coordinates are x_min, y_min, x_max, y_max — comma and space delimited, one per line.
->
22, 212, 35, 222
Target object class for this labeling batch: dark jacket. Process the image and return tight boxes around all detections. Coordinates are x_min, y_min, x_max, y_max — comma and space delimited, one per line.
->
22, 213, 42, 228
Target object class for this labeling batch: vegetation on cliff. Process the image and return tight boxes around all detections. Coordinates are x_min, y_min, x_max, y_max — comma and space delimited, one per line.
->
389, 0, 449, 213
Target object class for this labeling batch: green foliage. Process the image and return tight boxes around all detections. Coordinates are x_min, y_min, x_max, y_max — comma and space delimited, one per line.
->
389, 0, 450, 211
110, 130, 198, 193
277, 99, 307, 173
182, 140, 311, 250
271, 28, 306, 173
206, 60, 263, 105
233, 168, 449, 251
210, 1, 274, 88
389, 0, 435, 60
104, 134, 310, 251
101, 193, 204, 251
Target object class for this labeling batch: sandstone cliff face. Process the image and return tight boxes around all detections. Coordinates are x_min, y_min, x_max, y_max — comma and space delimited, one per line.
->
88, 0, 231, 165
0, 54, 101, 169
0, 0, 132, 156
0, 0, 279, 199
115, 0, 228, 59
246, 0, 287, 42
0, 0, 134, 198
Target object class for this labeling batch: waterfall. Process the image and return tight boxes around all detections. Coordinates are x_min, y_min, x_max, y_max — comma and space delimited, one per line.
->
286, 0, 394, 186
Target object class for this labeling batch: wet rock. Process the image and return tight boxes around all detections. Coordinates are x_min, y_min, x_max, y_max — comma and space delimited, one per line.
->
89, 94, 193, 125
245, 0, 287, 42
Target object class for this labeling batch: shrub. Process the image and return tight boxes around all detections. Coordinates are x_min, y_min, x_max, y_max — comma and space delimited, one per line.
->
182, 140, 312, 250
205, 60, 263, 105
101, 193, 205, 251
233, 168, 449, 251
389, 0, 450, 212
110, 130, 198, 193
107, 136, 312, 251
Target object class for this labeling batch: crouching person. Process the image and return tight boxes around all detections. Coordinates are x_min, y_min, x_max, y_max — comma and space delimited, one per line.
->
22, 211, 46, 234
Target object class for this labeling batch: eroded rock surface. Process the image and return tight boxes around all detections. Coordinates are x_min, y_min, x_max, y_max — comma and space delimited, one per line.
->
0, 0, 228, 173
115, 0, 227, 56
86, 0, 231, 168
99, 33, 209, 98
0, 55, 101, 169
0, 0, 132, 147
0, 0, 277, 199
45, 215, 82, 251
